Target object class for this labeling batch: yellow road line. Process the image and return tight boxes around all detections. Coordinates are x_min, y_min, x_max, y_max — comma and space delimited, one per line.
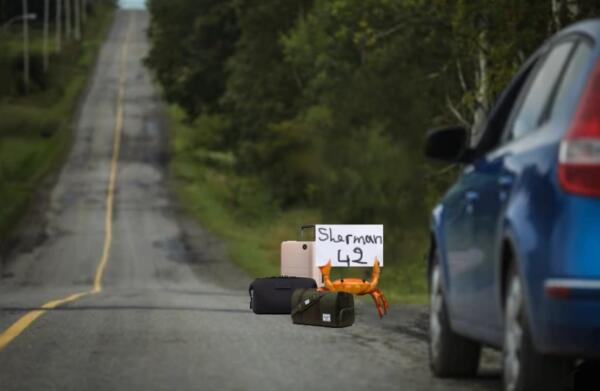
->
0, 13, 135, 351
93, 16, 130, 294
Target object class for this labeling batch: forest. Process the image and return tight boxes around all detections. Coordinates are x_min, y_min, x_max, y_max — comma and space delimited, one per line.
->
146, 0, 600, 299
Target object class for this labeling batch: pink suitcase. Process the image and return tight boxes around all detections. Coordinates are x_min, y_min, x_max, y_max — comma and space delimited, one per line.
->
280, 226, 323, 287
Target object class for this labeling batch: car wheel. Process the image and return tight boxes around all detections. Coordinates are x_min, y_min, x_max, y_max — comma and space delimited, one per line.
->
503, 267, 570, 391
429, 257, 481, 377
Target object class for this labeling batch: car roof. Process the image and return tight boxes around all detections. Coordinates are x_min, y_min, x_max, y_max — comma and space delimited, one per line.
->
473, 18, 600, 153
530, 18, 600, 73
555, 18, 600, 42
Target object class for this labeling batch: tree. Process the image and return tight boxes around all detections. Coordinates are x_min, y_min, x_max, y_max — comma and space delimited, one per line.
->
146, 0, 239, 119
223, 0, 303, 149
145, 0, 600, 261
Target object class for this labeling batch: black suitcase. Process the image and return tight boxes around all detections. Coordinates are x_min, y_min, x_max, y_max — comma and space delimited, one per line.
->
291, 288, 355, 327
249, 276, 317, 314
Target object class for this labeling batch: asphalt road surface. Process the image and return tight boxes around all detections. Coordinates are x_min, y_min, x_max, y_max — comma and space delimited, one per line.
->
0, 10, 502, 391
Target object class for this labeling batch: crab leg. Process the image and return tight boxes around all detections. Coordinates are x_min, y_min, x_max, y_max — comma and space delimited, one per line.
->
370, 290, 388, 318
377, 289, 389, 312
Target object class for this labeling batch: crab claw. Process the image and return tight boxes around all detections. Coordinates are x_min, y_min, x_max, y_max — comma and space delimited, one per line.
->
370, 289, 389, 318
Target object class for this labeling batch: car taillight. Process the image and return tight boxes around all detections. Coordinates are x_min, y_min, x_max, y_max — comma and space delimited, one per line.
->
559, 60, 600, 197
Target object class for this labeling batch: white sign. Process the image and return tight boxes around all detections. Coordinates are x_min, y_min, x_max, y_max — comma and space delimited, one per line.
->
314, 225, 384, 267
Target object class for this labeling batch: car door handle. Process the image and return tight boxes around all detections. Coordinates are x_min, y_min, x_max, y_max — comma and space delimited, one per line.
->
498, 176, 513, 187
464, 191, 478, 214
465, 191, 479, 202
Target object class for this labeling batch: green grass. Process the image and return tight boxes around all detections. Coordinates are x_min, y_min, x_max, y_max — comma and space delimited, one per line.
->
168, 106, 428, 304
0, 5, 115, 249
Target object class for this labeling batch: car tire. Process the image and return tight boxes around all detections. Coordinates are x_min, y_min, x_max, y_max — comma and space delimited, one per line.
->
503, 266, 570, 391
429, 256, 481, 377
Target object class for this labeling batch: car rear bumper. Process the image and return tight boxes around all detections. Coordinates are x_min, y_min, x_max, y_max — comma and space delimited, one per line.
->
533, 278, 600, 357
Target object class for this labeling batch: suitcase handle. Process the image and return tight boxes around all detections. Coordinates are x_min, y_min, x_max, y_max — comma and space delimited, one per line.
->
300, 225, 315, 241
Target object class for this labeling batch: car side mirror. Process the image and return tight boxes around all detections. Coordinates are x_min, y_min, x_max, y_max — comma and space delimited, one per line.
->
424, 126, 473, 163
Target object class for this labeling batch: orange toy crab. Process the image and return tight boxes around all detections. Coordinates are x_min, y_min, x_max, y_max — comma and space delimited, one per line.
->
319, 258, 389, 318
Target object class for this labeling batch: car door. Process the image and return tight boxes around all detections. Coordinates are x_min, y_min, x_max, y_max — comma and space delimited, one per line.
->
465, 38, 579, 333
442, 55, 543, 327
442, 164, 493, 320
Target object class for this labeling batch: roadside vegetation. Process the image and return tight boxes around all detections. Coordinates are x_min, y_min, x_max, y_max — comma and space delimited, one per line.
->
147, 0, 600, 302
0, 0, 115, 252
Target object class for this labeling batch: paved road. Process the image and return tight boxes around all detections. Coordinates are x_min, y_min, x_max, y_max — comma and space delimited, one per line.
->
0, 10, 502, 391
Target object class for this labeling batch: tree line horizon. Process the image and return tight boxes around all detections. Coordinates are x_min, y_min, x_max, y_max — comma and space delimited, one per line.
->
145, 0, 600, 267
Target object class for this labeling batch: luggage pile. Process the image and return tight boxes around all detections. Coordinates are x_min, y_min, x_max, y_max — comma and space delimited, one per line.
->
248, 225, 388, 327
249, 275, 355, 327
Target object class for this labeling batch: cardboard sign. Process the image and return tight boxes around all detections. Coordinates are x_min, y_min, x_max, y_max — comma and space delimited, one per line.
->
314, 225, 384, 267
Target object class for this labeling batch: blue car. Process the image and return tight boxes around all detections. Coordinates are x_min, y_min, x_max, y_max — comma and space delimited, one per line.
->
425, 19, 600, 391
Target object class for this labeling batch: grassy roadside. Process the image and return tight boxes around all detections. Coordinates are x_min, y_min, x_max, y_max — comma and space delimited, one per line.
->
0, 5, 115, 251
168, 106, 428, 304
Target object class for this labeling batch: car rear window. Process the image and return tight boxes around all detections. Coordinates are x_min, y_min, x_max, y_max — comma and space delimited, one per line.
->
508, 41, 574, 140
547, 40, 594, 124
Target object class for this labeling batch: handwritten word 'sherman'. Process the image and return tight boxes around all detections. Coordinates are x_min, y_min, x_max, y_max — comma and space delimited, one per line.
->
317, 227, 383, 246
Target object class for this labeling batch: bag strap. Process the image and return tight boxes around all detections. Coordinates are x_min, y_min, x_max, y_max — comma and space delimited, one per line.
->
291, 290, 324, 317
248, 285, 254, 309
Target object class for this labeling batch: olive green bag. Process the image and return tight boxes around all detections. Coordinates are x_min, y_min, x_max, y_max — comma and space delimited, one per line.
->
290, 288, 355, 328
